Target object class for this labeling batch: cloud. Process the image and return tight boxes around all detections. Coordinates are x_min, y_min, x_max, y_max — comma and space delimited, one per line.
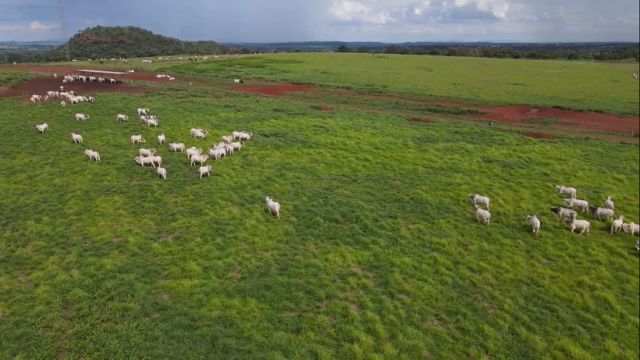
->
29, 20, 56, 31
0, 0, 637, 42
330, 1, 394, 24
0, 20, 59, 41
453, 0, 510, 19
413, 1, 430, 16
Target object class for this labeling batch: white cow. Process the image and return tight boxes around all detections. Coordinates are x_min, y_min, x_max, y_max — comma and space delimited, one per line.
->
199, 165, 212, 179
265, 196, 281, 219
566, 215, 590, 236
84, 149, 101, 162
611, 216, 624, 235
469, 194, 490, 209
622, 222, 640, 236
186, 147, 202, 159
526, 215, 541, 236
190, 154, 208, 166
475, 205, 491, 225
190, 128, 207, 139
604, 196, 614, 210
139, 148, 156, 157
35, 123, 48, 133
169, 143, 186, 152
130, 135, 146, 145
75, 113, 89, 121
555, 185, 577, 198
71, 132, 83, 144
157, 167, 167, 180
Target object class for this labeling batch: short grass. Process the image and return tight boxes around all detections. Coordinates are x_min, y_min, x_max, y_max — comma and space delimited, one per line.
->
0, 82, 638, 359
167, 53, 640, 115
0, 70, 33, 87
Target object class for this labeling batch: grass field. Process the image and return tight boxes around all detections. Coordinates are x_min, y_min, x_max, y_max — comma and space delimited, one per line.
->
0, 55, 639, 359
0, 70, 33, 88
166, 53, 640, 115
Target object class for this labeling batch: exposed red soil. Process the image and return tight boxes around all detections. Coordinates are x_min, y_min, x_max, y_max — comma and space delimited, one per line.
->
0, 64, 171, 83
328, 88, 639, 136
475, 105, 639, 134
0, 77, 147, 99
235, 84, 313, 96
522, 132, 554, 139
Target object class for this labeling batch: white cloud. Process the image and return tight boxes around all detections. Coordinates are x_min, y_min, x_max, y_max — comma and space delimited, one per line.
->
29, 20, 56, 31
413, 1, 430, 16
0, 20, 59, 41
453, 0, 510, 18
330, 1, 394, 24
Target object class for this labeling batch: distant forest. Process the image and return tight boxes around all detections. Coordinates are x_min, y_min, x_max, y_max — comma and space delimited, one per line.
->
1, 26, 638, 63
231, 42, 640, 61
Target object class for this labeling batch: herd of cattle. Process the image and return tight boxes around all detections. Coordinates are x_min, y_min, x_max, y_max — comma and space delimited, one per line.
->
32, 75, 282, 219
468, 186, 639, 249
28, 73, 640, 230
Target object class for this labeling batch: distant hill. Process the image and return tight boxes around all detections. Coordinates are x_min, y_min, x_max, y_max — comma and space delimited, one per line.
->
47, 26, 227, 60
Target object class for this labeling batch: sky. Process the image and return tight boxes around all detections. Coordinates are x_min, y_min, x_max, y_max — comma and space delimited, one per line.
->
0, 0, 638, 43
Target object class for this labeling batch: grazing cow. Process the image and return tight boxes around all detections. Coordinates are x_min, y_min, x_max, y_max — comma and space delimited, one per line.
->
475, 205, 491, 225
265, 196, 281, 219
469, 194, 490, 209
199, 165, 212, 179
75, 113, 89, 121
611, 216, 624, 235
566, 214, 590, 236
157, 167, 167, 180
555, 185, 577, 198
526, 215, 541, 236
35, 123, 48, 133
71, 132, 83, 144
130, 135, 146, 145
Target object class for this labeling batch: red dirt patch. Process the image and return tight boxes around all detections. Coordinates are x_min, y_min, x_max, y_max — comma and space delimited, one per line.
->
0, 77, 146, 99
523, 132, 554, 139
235, 84, 313, 96
323, 87, 639, 137
476, 105, 638, 135
0, 64, 171, 83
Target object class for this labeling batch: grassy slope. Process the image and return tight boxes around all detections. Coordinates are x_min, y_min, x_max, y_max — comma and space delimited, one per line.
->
167, 53, 640, 115
0, 85, 638, 359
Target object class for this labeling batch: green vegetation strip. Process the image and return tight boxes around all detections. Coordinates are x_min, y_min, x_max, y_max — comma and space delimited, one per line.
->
0, 70, 33, 88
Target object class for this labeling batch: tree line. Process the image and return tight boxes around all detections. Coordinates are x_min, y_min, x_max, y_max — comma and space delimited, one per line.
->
336, 43, 639, 61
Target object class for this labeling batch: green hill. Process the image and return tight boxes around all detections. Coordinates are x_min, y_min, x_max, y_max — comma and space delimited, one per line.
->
48, 26, 226, 60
